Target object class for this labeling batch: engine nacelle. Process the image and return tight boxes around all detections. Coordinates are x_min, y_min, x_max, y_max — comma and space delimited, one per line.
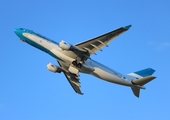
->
59, 40, 74, 51
46, 63, 62, 73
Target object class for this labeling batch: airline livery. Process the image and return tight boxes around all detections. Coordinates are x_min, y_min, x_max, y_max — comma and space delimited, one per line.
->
14, 25, 156, 97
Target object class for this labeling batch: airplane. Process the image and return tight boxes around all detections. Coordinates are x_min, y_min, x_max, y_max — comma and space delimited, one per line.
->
14, 25, 156, 97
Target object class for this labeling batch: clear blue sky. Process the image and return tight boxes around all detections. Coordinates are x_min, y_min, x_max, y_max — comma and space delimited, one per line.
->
0, 0, 170, 120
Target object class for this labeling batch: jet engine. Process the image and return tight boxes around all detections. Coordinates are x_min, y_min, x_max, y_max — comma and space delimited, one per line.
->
59, 40, 74, 51
46, 63, 62, 73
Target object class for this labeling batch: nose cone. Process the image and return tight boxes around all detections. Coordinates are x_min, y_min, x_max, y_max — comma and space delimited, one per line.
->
14, 28, 24, 38
14, 28, 21, 36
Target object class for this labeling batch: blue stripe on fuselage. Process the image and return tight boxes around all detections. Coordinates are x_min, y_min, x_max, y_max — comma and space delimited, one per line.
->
14, 28, 64, 62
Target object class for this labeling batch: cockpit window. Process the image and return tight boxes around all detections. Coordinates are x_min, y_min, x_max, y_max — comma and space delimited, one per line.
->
20, 28, 26, 32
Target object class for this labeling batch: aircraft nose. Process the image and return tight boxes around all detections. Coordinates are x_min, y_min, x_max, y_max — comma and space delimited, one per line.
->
14, 28, 20, 35
14, 28, 24, 38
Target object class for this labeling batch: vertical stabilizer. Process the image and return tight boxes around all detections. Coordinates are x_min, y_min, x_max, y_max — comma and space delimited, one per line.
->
128, 68, 155, 78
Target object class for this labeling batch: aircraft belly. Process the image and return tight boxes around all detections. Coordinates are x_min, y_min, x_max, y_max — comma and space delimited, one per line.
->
50, 48, 75, 63
92, 67, 130, 86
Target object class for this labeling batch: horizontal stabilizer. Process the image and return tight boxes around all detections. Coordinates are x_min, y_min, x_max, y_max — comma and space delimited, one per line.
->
131, 76, 156, 98
132, 76, 156, 86
131, 87, 140, 98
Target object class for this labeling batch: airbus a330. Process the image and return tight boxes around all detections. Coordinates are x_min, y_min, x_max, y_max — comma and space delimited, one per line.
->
14, 25, 156, 97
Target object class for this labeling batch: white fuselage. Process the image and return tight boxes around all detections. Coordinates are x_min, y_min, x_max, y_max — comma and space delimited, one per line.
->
22, 32, 134, 87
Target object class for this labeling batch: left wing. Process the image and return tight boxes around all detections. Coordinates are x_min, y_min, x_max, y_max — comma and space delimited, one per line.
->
57, 61, 83, 95
75, 25, 132, 55
63, 72, 83, 95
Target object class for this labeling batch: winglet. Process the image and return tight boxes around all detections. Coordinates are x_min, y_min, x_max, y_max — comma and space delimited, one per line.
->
124, 25, 132, 30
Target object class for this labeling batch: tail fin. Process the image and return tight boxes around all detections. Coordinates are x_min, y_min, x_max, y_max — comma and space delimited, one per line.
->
129, 68, 155, 78
129, 68, 156, 98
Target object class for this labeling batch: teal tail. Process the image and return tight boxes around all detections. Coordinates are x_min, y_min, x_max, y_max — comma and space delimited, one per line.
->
134, 68, 155, 77
129, 68, 156, 97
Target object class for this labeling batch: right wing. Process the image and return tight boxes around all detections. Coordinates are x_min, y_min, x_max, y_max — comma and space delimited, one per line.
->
57, 60, 83, 95
75, 25, 132, 55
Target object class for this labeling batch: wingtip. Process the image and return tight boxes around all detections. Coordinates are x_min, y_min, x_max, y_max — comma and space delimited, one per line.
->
124, 25, 132, 30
